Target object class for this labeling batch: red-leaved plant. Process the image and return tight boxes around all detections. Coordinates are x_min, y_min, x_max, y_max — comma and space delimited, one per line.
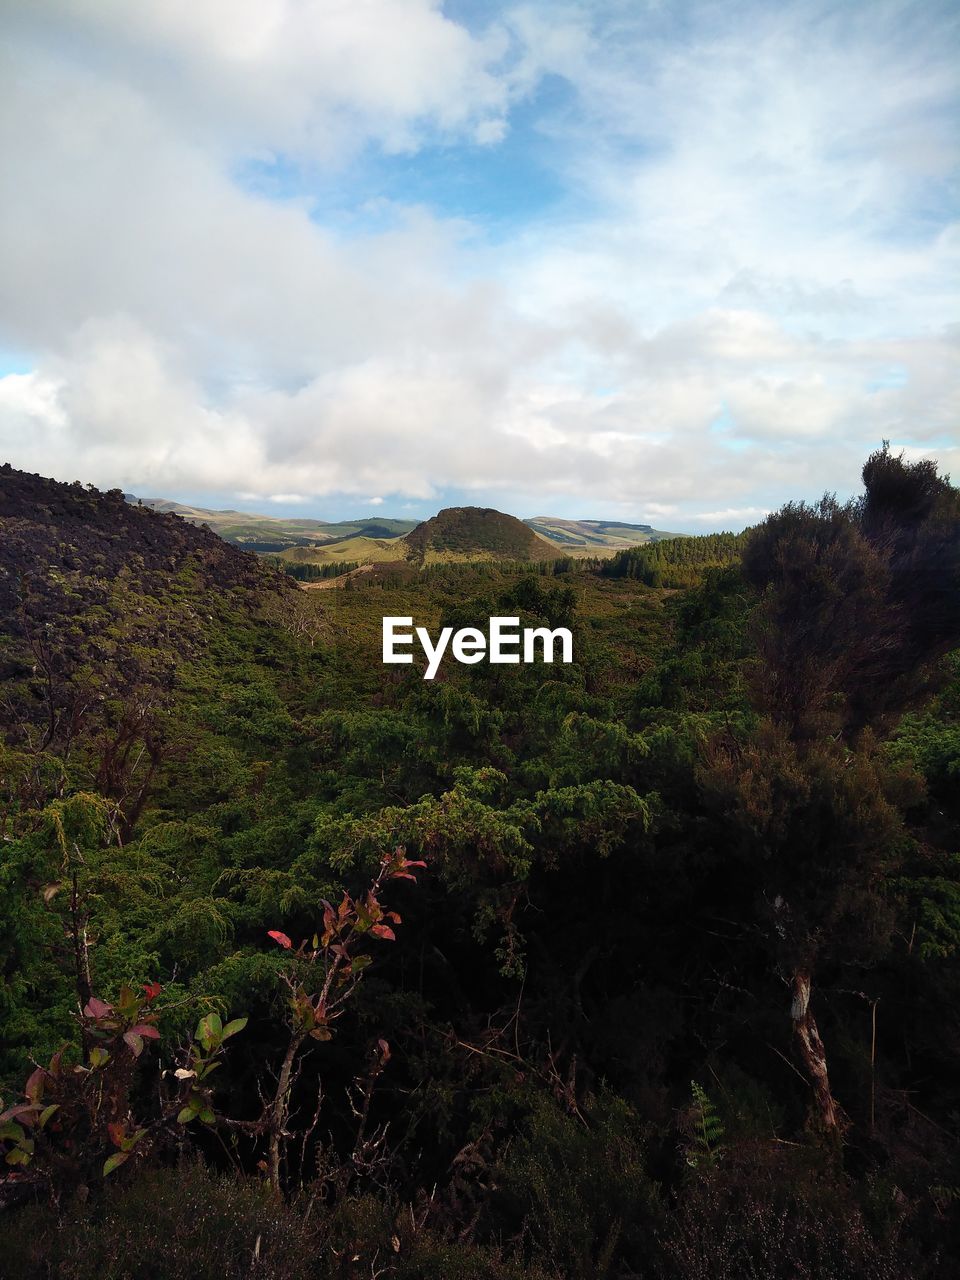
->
262, 846, 425, 1192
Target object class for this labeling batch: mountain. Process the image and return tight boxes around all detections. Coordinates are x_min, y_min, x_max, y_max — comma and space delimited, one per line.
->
127, 496, 417, 553
127, 495, 678, 567
402, 506, 560, 564
524, 516, 680, 551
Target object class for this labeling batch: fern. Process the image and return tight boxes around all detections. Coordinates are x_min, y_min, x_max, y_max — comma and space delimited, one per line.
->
686, 1080, 725, 1169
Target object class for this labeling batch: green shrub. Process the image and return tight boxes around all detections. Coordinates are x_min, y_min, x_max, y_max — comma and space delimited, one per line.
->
2, 1163, 315, 1280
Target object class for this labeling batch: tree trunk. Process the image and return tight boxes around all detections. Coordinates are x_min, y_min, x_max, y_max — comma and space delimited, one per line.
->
269, 1030, 307, 1195
790, 969, 840, 1133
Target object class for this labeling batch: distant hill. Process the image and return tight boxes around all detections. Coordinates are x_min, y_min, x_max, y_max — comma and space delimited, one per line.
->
126, 495, 679, 568
403, 507, 560, 564
128, 496, 417, 553
524, 517, 679, 552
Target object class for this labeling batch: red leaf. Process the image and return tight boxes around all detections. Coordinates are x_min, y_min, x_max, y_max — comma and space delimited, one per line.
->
128, 1024, 160, 1040
142, 981, 162, 1001
370, 924, 396, 941
0, 1103, 38, 1125
267, 930, 293, 950
83, 997, 113, 1019
24, 1068, 45, 1104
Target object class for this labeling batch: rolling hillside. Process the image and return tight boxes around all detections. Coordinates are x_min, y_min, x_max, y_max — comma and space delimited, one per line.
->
128, 496, 416, 553
525, 516, 679, 552
128, 495, 679, 569
279, 535, 405, 567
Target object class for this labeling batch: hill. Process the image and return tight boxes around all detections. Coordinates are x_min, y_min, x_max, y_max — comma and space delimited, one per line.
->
130, 496, 678, 567
0, 464, 295, 802
278, 535, 405, 569
524, 516, 679, 552
402, 505, 560, 564
129, 496, 417, 553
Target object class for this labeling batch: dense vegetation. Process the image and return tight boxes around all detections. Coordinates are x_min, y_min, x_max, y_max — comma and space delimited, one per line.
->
603, 532, 750, 587
271, 559, 362, 582
1, 450, 959, 1279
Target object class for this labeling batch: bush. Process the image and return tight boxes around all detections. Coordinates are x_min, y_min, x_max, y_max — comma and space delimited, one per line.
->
3, 1163, 315, 1280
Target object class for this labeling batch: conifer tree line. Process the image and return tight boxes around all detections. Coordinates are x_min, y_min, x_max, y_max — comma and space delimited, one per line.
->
603, 532, 750, 586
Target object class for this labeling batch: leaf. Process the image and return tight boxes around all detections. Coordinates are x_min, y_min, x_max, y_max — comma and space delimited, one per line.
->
88, 1047, 110, 1069
221, 1017, 248, 1040
117, 984, 138, 1016
107, 1122, 126, 1148
83, 997, 113, 1020
103, 1151, 129, 1176
39, 1104, 59, 1129
196, 1012, 222, 1051
142, 981, 162, 1001
173, 1068, 196, 1081
177, 1106, 197, 1125
267, 930, 293, 950
370, 924, 395, 941
123, 1032, 144, 1058
24, 1067, 45, 1104
128, 1024, 160, 1040
198, 1106, 216, 1125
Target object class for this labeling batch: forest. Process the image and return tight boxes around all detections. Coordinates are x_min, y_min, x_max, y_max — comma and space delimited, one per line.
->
0, 447, 959, 1279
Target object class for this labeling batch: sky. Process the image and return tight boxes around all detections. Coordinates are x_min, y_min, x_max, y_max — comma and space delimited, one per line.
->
0, 0, 957, 531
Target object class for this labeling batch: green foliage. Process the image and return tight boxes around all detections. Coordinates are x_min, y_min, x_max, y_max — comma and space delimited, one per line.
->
1, 1163, 317, 1280
604, 531, 749, 586
1, 460, 958, 1276
496, 1093, 662, 1280
685, 1081, 725, 1169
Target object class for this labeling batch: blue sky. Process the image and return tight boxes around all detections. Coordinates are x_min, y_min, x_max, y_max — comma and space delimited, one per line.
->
0, 0, 957, 531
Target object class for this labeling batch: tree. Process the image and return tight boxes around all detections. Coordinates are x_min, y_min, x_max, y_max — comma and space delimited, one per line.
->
721, 447, 959, 1134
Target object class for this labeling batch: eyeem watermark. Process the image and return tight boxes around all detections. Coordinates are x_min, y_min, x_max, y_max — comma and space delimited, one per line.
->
383, 616, 573, 680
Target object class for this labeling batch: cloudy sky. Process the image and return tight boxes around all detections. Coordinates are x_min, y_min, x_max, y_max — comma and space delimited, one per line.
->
1, 0, 957, 530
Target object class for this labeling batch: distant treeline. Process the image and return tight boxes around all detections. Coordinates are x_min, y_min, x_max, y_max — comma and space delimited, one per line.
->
269, 558, 360, 581
602, 531, 750, 586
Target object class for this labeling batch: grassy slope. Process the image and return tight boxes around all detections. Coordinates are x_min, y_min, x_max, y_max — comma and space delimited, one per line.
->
280, 536, 405, 566
525, 517, 680, 551
136, 498, 416, 548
